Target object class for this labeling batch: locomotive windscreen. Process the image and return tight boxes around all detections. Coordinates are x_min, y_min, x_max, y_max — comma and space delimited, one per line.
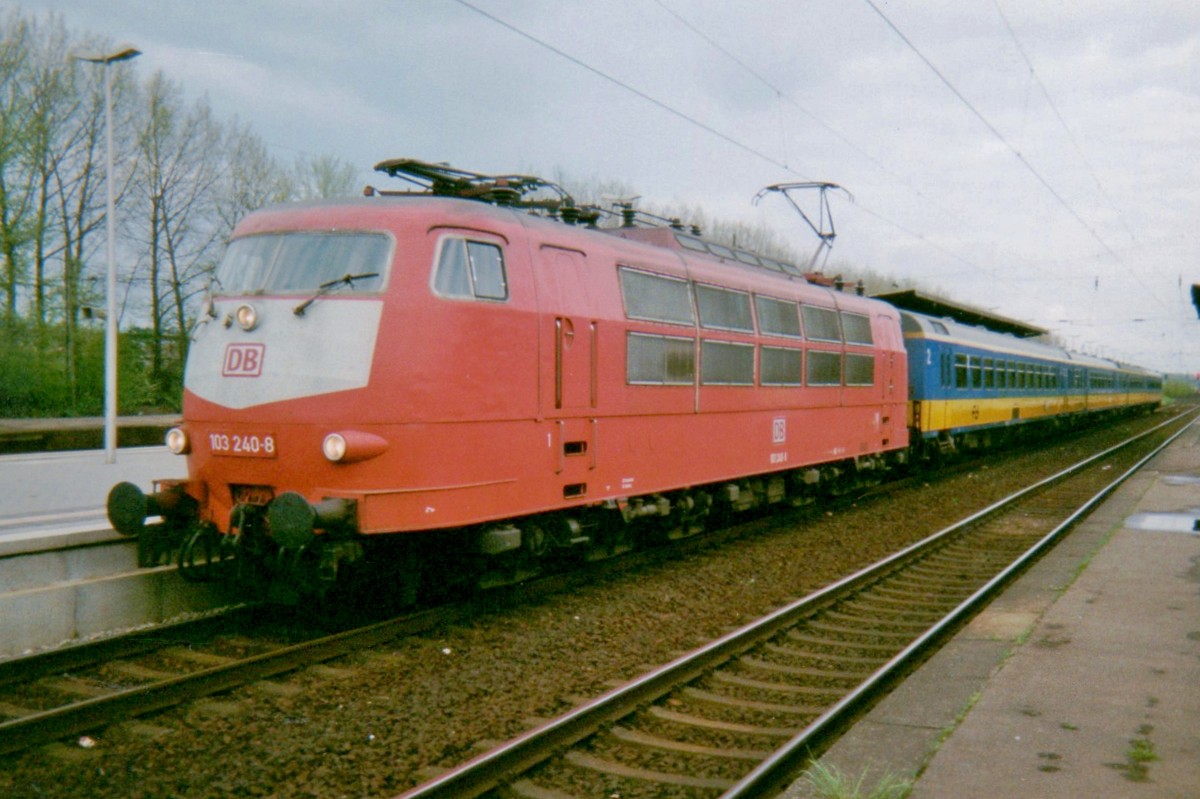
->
216, 231, 391, 295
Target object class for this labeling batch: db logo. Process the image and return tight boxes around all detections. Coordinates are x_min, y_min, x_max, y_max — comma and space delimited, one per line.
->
222, 343, 265, 377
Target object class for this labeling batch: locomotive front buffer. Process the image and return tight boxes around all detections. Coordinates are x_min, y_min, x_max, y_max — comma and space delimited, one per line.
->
107, 478, 362, 599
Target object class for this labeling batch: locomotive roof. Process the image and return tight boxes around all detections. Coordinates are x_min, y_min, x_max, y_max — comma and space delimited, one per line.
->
239, 194, 885, 310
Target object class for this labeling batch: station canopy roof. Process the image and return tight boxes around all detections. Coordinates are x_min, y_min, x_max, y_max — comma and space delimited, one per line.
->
874, 289, 1047, 339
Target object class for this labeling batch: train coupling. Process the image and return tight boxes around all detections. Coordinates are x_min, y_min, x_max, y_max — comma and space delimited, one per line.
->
266, 492, 357, 549
107, 480, 197, 538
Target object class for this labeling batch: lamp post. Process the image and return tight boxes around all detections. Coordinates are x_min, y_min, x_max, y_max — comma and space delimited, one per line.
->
73, 44, 140, 464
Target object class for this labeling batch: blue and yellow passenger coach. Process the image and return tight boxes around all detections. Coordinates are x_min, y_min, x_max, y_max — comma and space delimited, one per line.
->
900, 309, 1162, 452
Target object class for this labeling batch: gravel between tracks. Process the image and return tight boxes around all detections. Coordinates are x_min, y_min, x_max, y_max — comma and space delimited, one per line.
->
0, 414, 1169, 799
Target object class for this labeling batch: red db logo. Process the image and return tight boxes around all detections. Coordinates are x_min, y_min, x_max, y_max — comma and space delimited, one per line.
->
222, 343, 265, 377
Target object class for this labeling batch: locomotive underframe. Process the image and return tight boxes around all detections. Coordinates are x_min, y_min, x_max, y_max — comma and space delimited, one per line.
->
107, 449, 901, 603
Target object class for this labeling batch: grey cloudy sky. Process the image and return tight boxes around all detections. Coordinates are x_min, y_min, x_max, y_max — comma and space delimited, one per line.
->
17, 0, 1200, 374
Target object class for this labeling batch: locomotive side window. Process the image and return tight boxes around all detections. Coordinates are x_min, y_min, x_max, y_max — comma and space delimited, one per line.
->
807, 350, 842, 386
434, 239, 507, 301
801, 305, 841, 342
761, 346, 802, 386
841, 312, 873, 345
619, 267, 694, 325
700, 340, 755, 385
626, 332, 695, 385
217, 231, 390, 294
755, 296, 802, 338
845, 353, 875, 386
695, 284, 753, 332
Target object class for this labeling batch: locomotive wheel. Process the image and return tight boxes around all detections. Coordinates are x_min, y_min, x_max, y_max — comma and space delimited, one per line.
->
522, 521, 551, 559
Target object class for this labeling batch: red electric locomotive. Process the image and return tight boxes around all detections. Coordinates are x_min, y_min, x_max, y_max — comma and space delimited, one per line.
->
108, 160, 909, 601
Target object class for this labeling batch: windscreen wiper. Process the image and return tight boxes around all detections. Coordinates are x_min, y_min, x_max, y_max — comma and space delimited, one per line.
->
293, 272, 380, 316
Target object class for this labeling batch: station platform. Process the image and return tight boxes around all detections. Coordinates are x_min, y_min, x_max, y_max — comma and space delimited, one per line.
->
0, 414, 176, 455
784, 419, 1200, 798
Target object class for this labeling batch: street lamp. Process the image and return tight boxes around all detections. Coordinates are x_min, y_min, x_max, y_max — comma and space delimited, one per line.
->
72, 44, 140, 464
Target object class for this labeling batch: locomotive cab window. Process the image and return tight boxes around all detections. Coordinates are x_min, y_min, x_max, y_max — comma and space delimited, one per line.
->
434, 238, 508, 301
216, 231, 391, 295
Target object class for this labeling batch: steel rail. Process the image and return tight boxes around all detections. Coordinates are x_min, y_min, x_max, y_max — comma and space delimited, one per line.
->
0, 604, 465, 757
394, 411, 1194, 799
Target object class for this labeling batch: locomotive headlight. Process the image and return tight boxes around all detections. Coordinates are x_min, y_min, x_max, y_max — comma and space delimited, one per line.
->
322, 431, 389, 464
235, 303, 259, 331
165, 427, 190, 455
322, 433, 348, 462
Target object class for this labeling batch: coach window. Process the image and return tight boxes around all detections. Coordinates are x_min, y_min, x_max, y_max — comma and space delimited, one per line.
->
807, 350, 842, 386
619, 267, 694, 325
841, 312, 873, 345
755, 296, 802, 338
802, 305, 841, 342
701, 340, 755, 385
627, 332, 695, 385
761, 346, 802, 386
695, 284, 754, 332
983, 358, 995, 389
955, 354, 968, 388
434, 238, 507, 300
969, 356, 982, 388
845, 353, 875, 386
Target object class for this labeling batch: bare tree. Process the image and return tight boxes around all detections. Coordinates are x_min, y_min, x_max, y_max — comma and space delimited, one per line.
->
0, 12, 33, 324
129, 71, 225, 393
288, 152, 358, 200
215, 120, 291, 232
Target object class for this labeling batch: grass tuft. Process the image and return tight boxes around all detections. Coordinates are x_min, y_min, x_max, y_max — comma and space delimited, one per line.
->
801, 760, 912, 799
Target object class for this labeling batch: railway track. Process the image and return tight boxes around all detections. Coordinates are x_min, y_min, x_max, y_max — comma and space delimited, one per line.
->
0, 603, 468, 757
396, 412, 1193, 799
0, 411, 1187, 771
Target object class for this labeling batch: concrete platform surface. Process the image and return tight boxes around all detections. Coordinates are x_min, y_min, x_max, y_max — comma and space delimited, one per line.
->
0, 445, 186, 523
784, 419, 1200, 799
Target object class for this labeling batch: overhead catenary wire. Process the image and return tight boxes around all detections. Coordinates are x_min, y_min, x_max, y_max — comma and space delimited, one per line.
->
861, 0, 1172, 317
990, 0, 1140, 248
453, 0, 996, 282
